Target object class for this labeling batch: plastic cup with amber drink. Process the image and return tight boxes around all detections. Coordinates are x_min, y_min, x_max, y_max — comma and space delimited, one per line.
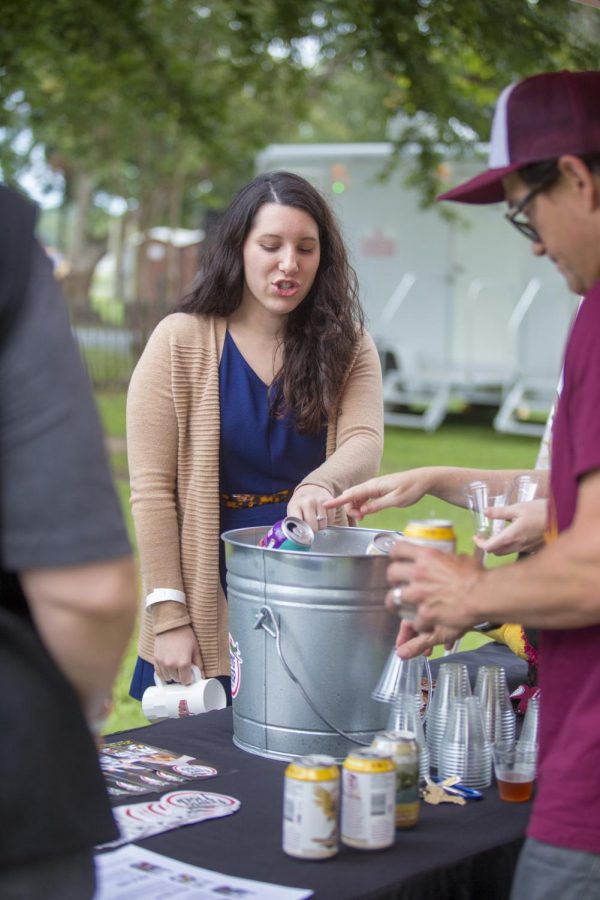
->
492, 740, 536, 802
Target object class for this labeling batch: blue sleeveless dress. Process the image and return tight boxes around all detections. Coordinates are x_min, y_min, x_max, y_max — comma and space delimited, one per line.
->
130, 331, 326, 702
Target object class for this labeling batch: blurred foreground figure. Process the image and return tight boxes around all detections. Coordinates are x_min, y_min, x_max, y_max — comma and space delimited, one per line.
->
0, 185, 136, 899
387, 72, 600, 900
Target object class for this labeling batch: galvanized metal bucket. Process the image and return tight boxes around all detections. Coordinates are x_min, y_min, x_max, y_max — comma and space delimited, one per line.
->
223, 525, 400, 762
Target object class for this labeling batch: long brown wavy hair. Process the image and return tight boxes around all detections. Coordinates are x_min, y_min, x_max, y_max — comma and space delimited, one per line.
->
177, 171, 364, 435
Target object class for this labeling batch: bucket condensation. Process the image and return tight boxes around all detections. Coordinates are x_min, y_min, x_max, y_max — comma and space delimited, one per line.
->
223, 525, 400, 762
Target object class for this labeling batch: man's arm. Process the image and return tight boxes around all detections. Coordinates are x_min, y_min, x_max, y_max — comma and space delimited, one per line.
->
21, 557, 137, 728
388, 469, 600, 656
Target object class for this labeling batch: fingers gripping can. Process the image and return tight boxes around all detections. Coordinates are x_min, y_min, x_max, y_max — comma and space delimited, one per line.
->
371, 730, 420, 829
283, 755, 340, 859
341, 748, 396, 850
258, 516, 315, 551
400, 518, 456, 620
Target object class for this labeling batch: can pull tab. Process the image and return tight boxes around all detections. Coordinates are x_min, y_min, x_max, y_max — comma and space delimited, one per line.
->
253, 605, 279, 639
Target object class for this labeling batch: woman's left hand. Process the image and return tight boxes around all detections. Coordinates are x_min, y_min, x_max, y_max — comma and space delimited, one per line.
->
288, 485, 335, 532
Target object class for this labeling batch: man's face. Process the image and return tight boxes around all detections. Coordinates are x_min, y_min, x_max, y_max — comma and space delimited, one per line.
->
503, 164, 600, 295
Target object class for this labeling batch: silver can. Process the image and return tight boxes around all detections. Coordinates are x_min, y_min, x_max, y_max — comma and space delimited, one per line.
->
283, 754, 340, 859
341, 748, 396, 850
365, 532, 402, 556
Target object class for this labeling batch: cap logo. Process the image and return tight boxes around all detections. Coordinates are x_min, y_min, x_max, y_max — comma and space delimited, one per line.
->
488, 83, 516, 168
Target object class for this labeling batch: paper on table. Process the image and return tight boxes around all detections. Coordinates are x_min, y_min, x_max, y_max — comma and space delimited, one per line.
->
97, 790, 241, 849
94, 844, 314, 899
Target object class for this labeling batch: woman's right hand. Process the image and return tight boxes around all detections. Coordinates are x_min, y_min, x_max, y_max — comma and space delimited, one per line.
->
323, 469, 434, 520
153, 624, 203, 685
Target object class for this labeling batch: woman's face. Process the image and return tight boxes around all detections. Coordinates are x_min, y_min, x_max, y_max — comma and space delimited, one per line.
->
241, 203, 321, 321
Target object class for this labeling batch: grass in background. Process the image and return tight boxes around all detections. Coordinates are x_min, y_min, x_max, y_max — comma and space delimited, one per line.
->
98, 391, 541, 734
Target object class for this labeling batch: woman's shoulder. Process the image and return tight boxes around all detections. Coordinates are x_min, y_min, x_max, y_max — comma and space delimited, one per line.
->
150, 312, 226, 346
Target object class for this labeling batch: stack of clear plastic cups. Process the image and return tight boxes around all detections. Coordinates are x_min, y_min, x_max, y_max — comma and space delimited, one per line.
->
516, 695, 540, 773
438, 696, 492, 789
474, 665, 516, 744
387, 691, 430, 781
425, 662, 472, 769
372, 649, 423, 712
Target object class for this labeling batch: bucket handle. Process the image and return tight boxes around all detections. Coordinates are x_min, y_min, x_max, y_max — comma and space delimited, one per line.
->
254, 605, 371, 747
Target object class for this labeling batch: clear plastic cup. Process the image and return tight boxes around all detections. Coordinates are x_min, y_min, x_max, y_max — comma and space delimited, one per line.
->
515, 695, 540, 772
511, 474, 541, 503
438, 696, 492, 789
474, 665, 516, 744
425, 662, 472, 769
372, 649, 423, 705
493, 739, 536, 802
465, 480, 509, 539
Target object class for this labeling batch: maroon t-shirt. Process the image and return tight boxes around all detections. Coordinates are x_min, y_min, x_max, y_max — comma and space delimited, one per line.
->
528, 283, 600, 853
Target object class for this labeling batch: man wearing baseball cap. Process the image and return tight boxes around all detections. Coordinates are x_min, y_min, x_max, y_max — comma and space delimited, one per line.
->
387, 70, 600, 898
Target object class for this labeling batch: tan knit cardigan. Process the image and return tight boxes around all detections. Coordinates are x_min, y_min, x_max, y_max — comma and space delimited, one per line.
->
127, 313, 383, 677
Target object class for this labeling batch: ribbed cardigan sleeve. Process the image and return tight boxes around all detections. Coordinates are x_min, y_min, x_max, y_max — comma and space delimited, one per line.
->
127, 314, 229, 677
297, 330, 384, 502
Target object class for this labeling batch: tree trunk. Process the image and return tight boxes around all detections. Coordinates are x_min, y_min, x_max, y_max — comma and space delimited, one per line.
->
60, 169, 108, 322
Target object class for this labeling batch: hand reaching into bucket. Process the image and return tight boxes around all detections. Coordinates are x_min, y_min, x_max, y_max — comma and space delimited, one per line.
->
289, 485, 335, 532
323, 470, 434, 520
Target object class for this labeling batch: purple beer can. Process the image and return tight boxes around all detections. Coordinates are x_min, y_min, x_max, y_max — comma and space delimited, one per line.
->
258, 516, 315, 551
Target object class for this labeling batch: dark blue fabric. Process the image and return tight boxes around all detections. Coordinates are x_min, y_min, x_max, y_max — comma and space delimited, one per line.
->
130, 331, 326, 702
218, 330, 326, 590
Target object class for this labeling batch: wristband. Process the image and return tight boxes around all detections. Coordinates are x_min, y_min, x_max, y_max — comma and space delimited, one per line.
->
145, 588, 186, 610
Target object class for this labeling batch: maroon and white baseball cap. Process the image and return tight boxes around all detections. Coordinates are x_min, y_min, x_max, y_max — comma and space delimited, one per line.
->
438, 70, 600, 205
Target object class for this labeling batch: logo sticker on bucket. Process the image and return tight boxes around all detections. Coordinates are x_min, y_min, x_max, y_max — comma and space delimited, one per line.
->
229, 634, 243, 699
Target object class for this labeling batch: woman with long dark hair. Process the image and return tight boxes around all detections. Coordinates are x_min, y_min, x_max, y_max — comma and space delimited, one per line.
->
127, 171, 383, 703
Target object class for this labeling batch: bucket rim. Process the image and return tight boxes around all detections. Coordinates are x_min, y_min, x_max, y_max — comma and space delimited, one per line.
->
221, 524, 403, 557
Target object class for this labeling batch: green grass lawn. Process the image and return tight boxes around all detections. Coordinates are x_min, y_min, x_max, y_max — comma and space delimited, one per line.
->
97, 392, 541, 734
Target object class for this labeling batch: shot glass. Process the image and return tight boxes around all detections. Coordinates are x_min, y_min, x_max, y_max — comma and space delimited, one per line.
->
492, 740, 536, 802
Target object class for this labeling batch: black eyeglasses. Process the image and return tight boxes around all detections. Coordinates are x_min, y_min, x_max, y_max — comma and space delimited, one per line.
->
505, 172, 559, 242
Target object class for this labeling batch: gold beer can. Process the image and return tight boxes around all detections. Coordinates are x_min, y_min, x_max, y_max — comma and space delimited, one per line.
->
341, 748, 396, 850
371, 730, 420, 829
283, 754, 340, 859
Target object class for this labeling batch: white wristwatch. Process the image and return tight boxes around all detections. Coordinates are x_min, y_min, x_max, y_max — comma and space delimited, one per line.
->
145, 588, 186, 610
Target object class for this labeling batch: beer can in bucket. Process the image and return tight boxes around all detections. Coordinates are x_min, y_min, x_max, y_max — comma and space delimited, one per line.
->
258, 516, 315, 551
341, 748, 396, 850
399, 519, 456, 620
365, 532, 402, 556
283, 754, 340, 859
371, 730, 420, 829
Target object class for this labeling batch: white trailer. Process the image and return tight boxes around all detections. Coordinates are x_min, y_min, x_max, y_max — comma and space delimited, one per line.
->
256, 143, 578, 434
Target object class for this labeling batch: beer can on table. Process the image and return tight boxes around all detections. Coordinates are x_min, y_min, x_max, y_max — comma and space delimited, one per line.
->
341, 748, 396, 850
283, 754, 340, 859
399, 519, 456, 620
365, 532, 402, 556
371, 730, 420, 829
258, 516, 315, 551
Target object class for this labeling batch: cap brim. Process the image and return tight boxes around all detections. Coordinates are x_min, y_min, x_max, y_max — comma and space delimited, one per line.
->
437, 163, 521, 204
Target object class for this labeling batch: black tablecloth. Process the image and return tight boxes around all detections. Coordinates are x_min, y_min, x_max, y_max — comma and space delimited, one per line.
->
106, 645, 531, 900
